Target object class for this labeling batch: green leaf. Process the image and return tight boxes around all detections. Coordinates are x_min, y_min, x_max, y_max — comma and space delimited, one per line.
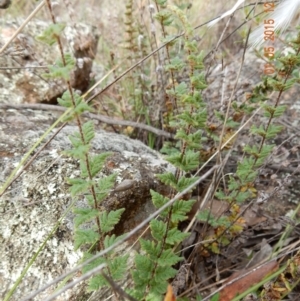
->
100, 208, 125, 233
88, 274, 108, 291
227, 176, 240, 191
109, 254, 129, 281
197, 209, 230, 228
150, 220, 167, 241
250, 124, 266, 137
37, 23, 66, 45
148, 280, 168, 299
235, 190, 251, 203
73, 101, 92, 114
177, 176, 199, 192
236, 157, 257, 182
95, 173, 116, 203
187, 53, 205, 70
64, 144, 90, 159
259, 144, 274, 158
156, 172, 177, 188
67, 178, 92, 196
57, 90, 73, 108
166, 228, 190, 244
89, 152, 112, 177
146, 292, 165, 301
82, 252, 106, 273
150, 190, 170, 212
190, 74, 207, 90
46, 64, 72, 80
133, 254, 153, 287
211, 292, 220, 301
167, 82, 188, 97
74, 90, 84, 106
74, 228, 100, 250
265, 124, 284, 139
86, 194, 94, 207
171, 199, 195, 222
82, 121, 95, 144
79, 159, 88, 178
185, 40, 198, 53
175, 129, 204, 150
140, 238, 159, 256
165, 57, 185, 71
104, 234, 125, 249
157, 0, 167, 5
154, 10, 173, 26
167, 150, 200, 171
73, 207, 100, 227
244, 145, 259, 157
154, 265, 177, 284
157, 249, 182, 266
181, 91, 205, 106
68, 132, 83, 148
262, 104, 275, 118
215, 189, 226, 199
82, 157, 112, 179
45, 54, 75, 80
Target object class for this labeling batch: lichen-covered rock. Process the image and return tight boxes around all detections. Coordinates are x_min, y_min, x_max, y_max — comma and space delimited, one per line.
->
0, 107, 174, 300
0, 17, 99, 104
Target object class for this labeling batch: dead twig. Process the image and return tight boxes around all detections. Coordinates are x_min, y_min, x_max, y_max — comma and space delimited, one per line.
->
0, 103, 174, 139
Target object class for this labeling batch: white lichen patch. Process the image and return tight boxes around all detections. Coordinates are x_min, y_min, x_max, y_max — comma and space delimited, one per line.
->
47, 182, 57, 194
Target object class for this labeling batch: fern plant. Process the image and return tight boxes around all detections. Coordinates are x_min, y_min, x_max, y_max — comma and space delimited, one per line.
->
199, 43, 300, 255
126, 4, 209, 300
128, 6, 300, 301
37, 7, 129, 292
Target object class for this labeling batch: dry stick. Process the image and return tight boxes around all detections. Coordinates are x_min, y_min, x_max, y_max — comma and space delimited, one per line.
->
0, 0, 46, 54
20, 165, 218, 301
0, 66, 48, 70
0, 103, 174, 139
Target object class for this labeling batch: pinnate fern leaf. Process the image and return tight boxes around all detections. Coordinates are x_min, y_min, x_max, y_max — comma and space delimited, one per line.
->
99, 208, 125, 233
82, 121, 95, 144
67, 178, 92, 196
74, 228, 100, 250
166, 227, 190, 244
171, 199, 195, 222
73, 207, 100, 227
150, 220, 167, 242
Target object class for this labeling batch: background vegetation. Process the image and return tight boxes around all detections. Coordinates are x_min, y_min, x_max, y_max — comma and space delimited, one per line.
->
1, 0, 300, 300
